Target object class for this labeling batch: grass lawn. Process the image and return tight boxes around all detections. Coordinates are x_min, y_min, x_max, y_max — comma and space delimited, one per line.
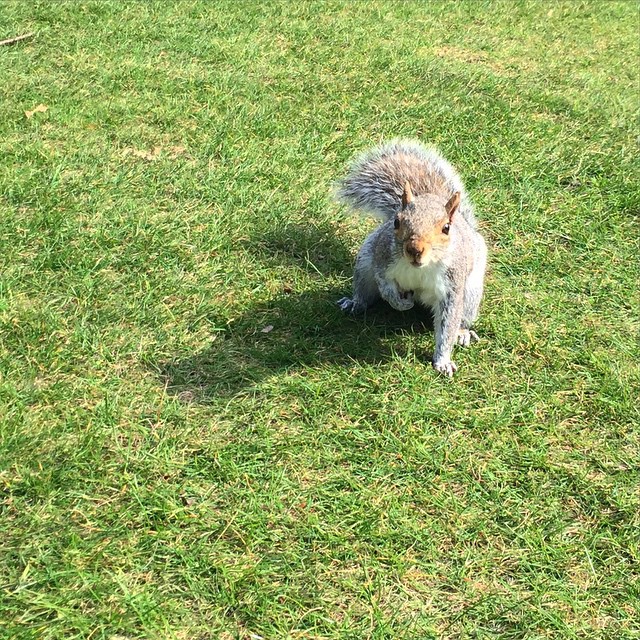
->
1, 1, 638, 638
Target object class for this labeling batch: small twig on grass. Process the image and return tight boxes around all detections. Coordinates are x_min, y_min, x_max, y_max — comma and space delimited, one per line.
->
0, 33, 35, 47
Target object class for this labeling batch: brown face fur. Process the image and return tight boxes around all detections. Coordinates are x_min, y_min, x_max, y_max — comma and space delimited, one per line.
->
393, 190, 460, 267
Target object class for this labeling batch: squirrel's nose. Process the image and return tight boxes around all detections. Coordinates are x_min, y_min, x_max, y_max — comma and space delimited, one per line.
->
406, 244, 424, 259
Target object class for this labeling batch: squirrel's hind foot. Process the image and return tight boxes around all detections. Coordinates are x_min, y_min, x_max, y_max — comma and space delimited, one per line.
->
457, 329, 479, 347
337, 297, 367, 314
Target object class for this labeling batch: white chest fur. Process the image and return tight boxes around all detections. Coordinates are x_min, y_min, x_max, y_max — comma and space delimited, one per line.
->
386, 258, 449, 308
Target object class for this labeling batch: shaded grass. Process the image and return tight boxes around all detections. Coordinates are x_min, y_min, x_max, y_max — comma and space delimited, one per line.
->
1, 1, 639, 638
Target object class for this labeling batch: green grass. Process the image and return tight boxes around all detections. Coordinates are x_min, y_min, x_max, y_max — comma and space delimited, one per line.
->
1, 0, 639, 638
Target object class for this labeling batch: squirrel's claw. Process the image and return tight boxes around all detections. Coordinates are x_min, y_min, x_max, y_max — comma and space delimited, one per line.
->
457, 329, 479, 347
432, 358, 458, 377
337, 297, 364, 314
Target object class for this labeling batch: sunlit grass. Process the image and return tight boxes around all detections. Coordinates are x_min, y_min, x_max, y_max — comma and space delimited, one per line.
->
1, 1, 638, 638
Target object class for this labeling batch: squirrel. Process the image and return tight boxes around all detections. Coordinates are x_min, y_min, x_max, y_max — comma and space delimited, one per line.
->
334, 140, 487, 377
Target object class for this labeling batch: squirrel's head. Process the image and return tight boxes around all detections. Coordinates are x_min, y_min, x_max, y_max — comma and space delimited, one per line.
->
393, 181, 460, 267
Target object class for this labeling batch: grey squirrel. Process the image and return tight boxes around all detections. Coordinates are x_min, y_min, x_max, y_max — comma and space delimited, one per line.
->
334, 140, 487, 376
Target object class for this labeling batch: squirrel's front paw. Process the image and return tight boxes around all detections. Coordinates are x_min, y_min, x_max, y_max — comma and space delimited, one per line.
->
389, 290, 415, 311
457, 329, 479, 347
432, 357, 458, 377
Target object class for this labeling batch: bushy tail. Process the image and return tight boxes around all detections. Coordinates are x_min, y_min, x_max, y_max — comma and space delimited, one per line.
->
334, 139, 476, 227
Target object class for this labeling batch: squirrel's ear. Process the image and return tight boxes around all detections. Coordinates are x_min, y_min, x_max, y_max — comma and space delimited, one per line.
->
401, 181, 414, 209
445, 192, 461, 222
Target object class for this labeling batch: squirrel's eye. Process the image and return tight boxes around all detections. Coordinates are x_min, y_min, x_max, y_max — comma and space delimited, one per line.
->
442, 223, 450, 235
393, 218, 400, 230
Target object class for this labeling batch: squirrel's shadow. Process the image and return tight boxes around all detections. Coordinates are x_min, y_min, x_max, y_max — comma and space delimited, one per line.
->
159, 223, 434, 401
161, 295, 434, 403
161, 289, 434, 402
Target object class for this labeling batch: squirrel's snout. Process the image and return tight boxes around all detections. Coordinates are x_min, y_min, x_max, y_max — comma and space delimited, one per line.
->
405, 242, 426, 263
